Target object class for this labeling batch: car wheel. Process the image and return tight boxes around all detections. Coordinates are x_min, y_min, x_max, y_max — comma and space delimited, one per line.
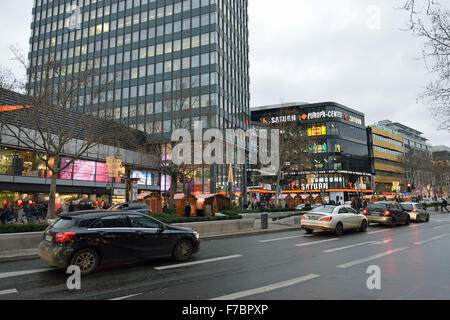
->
305, 228, 314, 234
173, 239, 193, 262
70, 248, 99, 275
416, 216, 421, 223
360, 220, 368, 232
335, 222, 344, 236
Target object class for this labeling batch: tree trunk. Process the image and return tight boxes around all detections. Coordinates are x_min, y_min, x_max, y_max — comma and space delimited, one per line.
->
169, 171, 178, 210
48, 174, 57, 219
275, 167, 282, 208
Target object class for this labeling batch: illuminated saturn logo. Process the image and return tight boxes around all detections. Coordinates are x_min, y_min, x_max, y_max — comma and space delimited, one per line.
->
301, 114, 308, 120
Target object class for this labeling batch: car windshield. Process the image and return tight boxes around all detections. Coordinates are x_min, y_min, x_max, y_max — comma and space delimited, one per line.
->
401, 204, 414, 211
367, 203, 388, 210
310, 206, 336, 214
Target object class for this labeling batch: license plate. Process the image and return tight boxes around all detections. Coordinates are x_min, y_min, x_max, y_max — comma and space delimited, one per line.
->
309, 216, 319, 220
45, 235, 53, 242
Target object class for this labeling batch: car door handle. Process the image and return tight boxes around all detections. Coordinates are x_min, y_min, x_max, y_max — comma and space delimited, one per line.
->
99, 232, 116, 239
135, 231, 144, 236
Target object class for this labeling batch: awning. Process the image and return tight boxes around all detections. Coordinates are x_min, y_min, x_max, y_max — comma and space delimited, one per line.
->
137, 192, 151, 200
174, 193, 186, 200
197, 194, 217, 200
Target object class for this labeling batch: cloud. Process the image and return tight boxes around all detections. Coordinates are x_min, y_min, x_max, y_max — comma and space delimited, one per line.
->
249, 0, 450, 145
0, 0, 448, 145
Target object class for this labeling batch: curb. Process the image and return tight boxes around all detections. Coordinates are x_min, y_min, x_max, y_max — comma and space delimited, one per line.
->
0, 226, 300, 262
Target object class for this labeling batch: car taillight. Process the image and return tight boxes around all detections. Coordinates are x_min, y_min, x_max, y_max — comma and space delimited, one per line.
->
55, 232, 77, 243
412, 209, 417, 212
301, 216, 307, 220
384, 210, 391, 216
363, 209, 368, 215
320, 217, 333, 222
149, 209, 153, 214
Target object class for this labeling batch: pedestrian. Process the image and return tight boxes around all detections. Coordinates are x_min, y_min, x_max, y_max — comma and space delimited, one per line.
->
69, 201, 75, 212
0, 206, 10, 224
363, 199, 368, 210
184, 204, 191, 218
442, 198, 449, 213
17, 205, 24, 224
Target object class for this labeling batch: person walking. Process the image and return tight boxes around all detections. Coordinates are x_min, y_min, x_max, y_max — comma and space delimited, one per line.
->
442, 198, 449, 213
17, 205, 24, 224
184, 204, 192, 218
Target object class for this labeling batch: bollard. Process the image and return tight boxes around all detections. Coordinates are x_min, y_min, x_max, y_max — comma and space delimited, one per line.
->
261, 213, 269, 230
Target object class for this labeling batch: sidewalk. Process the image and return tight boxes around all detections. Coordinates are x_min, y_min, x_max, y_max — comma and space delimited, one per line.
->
0, 222, 298, 262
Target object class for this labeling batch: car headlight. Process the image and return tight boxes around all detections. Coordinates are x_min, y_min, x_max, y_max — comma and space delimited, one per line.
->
194, 232, 200, 240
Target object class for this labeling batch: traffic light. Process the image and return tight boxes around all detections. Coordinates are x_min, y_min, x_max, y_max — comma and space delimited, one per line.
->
407, 184, 412, 193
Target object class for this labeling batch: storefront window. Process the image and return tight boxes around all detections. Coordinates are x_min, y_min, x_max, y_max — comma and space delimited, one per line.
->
0, 147, 14, 175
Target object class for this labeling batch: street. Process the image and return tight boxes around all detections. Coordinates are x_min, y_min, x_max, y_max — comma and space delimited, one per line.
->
1, 213, 450, 300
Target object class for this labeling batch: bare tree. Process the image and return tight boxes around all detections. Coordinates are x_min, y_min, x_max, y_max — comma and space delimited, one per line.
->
403, 0, 450, 131
127, 77, 201, 211
0, 49, 122, 219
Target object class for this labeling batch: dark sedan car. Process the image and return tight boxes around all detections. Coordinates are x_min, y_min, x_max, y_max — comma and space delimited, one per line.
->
37, 211, 200, 275
363, 201, 410, 227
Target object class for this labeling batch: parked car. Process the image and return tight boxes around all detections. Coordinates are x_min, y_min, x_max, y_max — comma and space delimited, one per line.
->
400, 202, 430, 223
363, 201, 410, 227
37, 211, 200, 275
109, 201, 152, 214
301, 205, 368, 236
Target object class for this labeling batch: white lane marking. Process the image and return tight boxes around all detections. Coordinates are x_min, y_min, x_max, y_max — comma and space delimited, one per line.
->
109, 293, 142, 301
0, 289, 18, 295
367, 229, 390, 235
432, 224, 450, 230
414, 233, 450, 245
336, 247, 410, 269
259, 234, 314, 243
154, 255, 243, 271
296, 238, 339, 247
369, 239, 392, 245
0, 268, 55, 280
323, 241, 376, 253
210, 274, 320, 300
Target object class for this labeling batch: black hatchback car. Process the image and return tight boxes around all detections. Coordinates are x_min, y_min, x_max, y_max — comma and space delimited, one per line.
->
37, 211, 200, 275
363, 201, 410, 227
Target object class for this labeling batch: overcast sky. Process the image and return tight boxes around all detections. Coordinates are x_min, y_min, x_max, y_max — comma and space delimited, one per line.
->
1, 0, 449, 146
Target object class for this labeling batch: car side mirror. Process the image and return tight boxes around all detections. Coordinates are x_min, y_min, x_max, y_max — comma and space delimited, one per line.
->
157, 224, 166, 233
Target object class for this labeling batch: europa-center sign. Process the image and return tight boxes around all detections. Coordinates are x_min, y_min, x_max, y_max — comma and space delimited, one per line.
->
260, 109, 362, 126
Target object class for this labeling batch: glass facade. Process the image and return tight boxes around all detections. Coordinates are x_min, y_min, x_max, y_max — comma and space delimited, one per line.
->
28, 0, 249, 132
28, 0, 250, 198
251, 102, 373, 195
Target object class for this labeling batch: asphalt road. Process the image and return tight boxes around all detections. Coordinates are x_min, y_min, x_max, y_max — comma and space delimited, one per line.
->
1, 212, 450, 300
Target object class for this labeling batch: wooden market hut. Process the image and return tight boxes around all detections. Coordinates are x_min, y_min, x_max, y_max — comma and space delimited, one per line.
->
312, 194, 323, 205
270, 194, 295, 208
137, 192, 163, 213
196, 193, 231, 216
293, 194, 304, 206
174, 193, 197, 217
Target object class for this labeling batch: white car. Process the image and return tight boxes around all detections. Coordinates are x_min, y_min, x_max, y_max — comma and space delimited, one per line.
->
301, 205, 368, 236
